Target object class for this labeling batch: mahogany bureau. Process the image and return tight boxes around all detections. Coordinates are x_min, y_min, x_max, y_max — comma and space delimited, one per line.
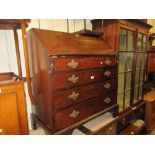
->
27, 29, 118, 134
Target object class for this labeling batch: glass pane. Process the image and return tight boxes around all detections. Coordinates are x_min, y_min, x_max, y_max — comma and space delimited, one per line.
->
136, 53, 141, 69
118, 53, 126, 72
138, 85, 143, 100
140, 69, 144, 84
117, 93, 124, 112
125, 90, 130, 109
127, 31, 134, 51
125, 72, 131, 90
137, 33, 142, 51
142, 35, 147, 51
141, 53, 145, 69
120, 29, 127, 51
126, 53, 133, 71
135, 70, 140, 86
134, 86, 138, 103
118, 73, 125, 93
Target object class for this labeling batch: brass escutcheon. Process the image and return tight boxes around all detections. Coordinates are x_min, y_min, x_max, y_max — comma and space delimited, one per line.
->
68, 75, 79, 83
69, 110, 80, 119
68, 91, 79, 100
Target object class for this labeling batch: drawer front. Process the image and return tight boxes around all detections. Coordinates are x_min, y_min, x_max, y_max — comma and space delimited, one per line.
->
53, 79, 117, 110
53, 67, 117, 90
117, 112, 133, 132
51, 56, 116, 72
104, 122, 116, 135
54, 92, 117, 131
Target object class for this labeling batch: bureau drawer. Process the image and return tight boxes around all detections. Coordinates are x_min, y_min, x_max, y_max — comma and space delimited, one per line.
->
52, 67, 117, 90
54, 92, 117, 131
51, 56, 116, 72
53, 79, 117, 109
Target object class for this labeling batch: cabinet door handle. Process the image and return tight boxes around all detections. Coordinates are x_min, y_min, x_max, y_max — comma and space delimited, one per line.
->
67, 60, 79, 69
104, 58, 112, 65
68, 91, 79, 100
68, 75, 79, 83
104, 97, 111, 104
104, 83, 111, 89
69, 110, 80, 119
104, 70, 111, 77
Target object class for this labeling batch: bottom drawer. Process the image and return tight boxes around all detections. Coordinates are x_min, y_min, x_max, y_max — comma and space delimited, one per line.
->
117, 111, 133, 132
54, 92, 117, 132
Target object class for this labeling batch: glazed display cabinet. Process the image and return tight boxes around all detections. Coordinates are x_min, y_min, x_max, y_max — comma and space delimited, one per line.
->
91, 19, 152, 133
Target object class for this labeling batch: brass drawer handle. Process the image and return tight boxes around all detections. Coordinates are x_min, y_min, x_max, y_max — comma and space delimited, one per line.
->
67, 60, 79, 69
104, 70, 111, 77
68, 75, 79, 83
68, 91, 79, 100
69, 110, 80, 119
105, 58, 112, 65
104, 83, 111, 89
104, 97, 111, 104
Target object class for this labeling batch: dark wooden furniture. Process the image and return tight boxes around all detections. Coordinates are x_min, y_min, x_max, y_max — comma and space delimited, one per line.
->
144, 90, 155, 132
0, 20, 29, 135
0, 73, 28, 135
26, 28, 118, 134
91, 19, 152, 134
147, 50, 155, 89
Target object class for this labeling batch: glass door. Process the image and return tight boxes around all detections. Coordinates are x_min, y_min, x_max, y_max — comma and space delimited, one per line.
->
133, 33, 147, 104
117, 28, 134, 112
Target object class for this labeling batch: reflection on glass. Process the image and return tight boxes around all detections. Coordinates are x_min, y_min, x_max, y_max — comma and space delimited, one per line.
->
128, 31, 134, 51
135, 70, 140, 86
120, 29, 127, 51
125, 91, 130, 109
125, 72, 131, 90
142, 35, 147, 51
134, 86, 138, 103
117, 93, 124, 112
137, 33, 142, 51
138, 85, 143, 100
126, 53, 133, 71
141, 53, 145, 69
118, 73, 125, 93
136, 53, 141, 69
118, 53, 126, 72
140, 70, 144, 84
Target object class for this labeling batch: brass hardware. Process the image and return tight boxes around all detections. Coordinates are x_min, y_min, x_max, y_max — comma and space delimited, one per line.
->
104, 70, 111, 77
68, 91, 79, 100
104, 97, 111, 104
50, 63, 54, 69
67, 60, 79, 69
69, 110, 80, 119
68, 75, 79, 83
104, 83, 111, 89
122, 118, 126, 125
130, 132, 134, 135
0, 129, 3, 133
109, 127, 113, 130
105, 58, 112, 65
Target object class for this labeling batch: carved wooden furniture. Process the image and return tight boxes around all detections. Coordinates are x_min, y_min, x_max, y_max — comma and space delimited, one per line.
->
91, 19, 152, 134
0, 72, 28, 135
26, 28, 118, 134
144, 90, 155, 132
0, 20, 29, 135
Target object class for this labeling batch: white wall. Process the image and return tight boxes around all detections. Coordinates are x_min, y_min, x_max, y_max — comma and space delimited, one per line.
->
0, 19, 92, 130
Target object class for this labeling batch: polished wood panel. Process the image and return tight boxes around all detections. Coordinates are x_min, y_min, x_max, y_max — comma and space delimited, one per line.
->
51, 56, 116, 72
53, 67, 117, 90
0, 73, 29, 135
54, 79, 117, 110
54, 92, 117, 132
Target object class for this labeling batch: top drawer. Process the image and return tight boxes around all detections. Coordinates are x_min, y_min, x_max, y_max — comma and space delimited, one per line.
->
50, 56, 116, 72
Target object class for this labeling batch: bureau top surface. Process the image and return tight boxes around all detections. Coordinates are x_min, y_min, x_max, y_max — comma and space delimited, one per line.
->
27, 28, 114, 56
